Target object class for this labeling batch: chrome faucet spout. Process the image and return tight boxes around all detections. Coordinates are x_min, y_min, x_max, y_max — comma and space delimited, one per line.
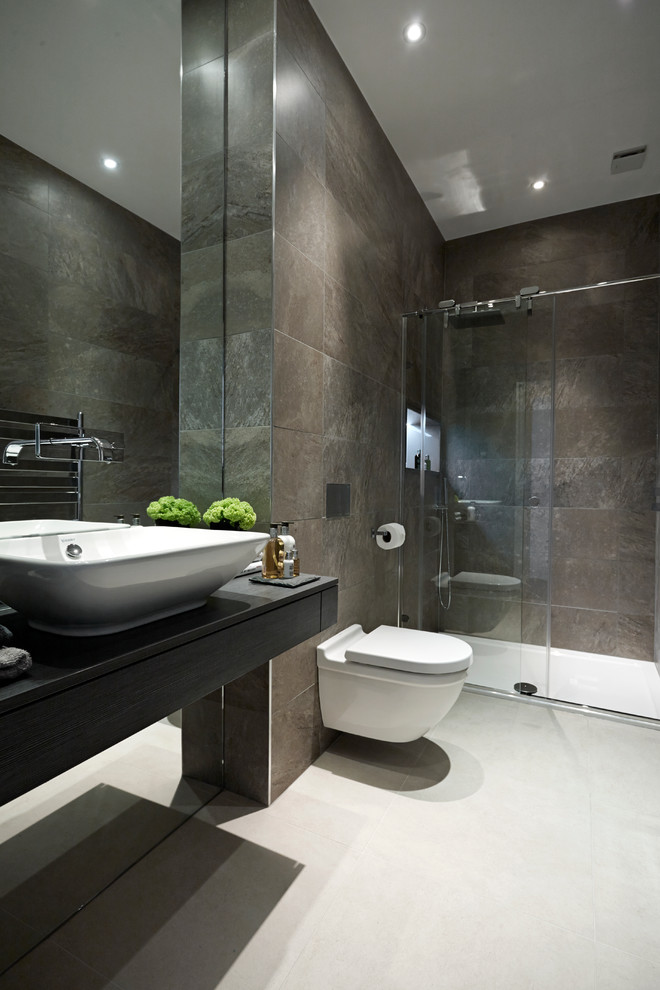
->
2, 440, 36, 466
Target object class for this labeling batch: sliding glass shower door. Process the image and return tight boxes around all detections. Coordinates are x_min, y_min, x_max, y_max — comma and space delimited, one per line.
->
402, 275, 660, 718
401, 297, 553, 697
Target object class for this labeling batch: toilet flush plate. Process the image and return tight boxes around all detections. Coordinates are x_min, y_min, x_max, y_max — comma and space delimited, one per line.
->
346, 625, 472, 674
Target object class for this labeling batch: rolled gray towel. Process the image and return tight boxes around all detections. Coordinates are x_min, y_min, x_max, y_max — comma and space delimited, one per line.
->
0, 624, 12, 647
0, 646, 32, 681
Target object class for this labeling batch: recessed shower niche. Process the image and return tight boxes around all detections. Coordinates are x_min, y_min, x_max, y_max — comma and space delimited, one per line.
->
405, 407, 441, 472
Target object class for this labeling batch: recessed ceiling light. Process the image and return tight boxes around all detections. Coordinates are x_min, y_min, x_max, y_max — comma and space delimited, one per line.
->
532, 179, 546, 190
102, 157, 119, 170
403, 21, 426, 43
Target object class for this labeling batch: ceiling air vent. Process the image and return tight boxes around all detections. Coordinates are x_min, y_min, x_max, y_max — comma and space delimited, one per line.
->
610, 145, 647, 174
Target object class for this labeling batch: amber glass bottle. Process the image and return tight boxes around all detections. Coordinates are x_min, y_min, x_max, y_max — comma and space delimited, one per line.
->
261, 524, 285, 579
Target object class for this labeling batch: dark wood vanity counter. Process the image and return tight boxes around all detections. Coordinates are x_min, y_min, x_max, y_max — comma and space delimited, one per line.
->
0, 575, 338, 805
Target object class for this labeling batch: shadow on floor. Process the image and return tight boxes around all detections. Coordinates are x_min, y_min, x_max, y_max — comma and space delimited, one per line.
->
316, 733, 484, 800
0, 776, 216, 975
1, 799, 307, 990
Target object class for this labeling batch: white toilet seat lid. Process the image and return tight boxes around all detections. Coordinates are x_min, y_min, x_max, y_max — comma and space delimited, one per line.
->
345, 626, 473, 674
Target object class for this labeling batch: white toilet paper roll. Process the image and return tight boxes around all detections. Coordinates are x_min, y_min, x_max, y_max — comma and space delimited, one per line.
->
375, 522, 406, 550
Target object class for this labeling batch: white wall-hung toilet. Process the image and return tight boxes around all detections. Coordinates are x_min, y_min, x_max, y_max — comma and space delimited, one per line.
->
317, 624, 473, 742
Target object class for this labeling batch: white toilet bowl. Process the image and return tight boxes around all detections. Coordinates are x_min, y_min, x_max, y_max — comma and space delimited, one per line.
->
317, 624, 473, 742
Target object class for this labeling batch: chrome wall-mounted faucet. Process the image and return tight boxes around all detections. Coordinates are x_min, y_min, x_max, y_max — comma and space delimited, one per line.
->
2, 427, 116, 466
0, 410, 123, 522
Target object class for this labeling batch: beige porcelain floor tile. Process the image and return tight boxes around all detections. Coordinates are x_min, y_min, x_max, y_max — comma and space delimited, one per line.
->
315, 733, 430, 789
426, 691, 516, 741
93, 759, 218, 812
400, 730, 592, 824
430, 694, 592, 792
52, 794, 361, 990
592, 803, 660, 881
0, 788, 190, 940
393, 737, 486, 800
106, 721, 181, 757
102, 741, 183, 780
279, 848, 595, 990
0, 908, 41, 975
268, 765, 395, 849
0, 768, 122, 839
434, 691, 588, 744
368, 779, 594, 937
380, 768, 592, 861
595, 941, 660, 989
587, 717, 660, 818
0, 940, 123, 990
590, 741, 660, 966
594, 868, 660, 964
0, 782, 146, 872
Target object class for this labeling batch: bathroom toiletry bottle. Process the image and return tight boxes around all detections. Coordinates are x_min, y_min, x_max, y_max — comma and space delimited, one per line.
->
280, 522, 295, 554
414, 450, 421, 470
292, 547, 300, 576
262, 524, 285, 579
425, 454, 431, 471
115, 514, 125, 524
283, 551, 294, 579
131, 513, 141, 526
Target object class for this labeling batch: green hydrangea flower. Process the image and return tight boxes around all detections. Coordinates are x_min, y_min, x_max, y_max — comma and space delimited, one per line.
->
146, 496, 201, 526
203, 497, 256, 530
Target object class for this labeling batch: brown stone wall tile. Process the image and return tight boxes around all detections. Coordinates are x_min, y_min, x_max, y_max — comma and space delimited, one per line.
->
617, 614, 654, 662
270, 685, 318, 801
552, 508, 618, 560
275, 135, 325, 268
274, 234, 324, 349
276, 41, 325, 184
272, 427, 323, 521
271, 634, 326, 713
550, 606, 619, 655
552, 557, 618, 611
273, 331, 323, 433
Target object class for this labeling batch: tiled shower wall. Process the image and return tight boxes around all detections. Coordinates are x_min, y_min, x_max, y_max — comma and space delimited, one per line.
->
444, 196, 660, 660
0, 133, 180, 521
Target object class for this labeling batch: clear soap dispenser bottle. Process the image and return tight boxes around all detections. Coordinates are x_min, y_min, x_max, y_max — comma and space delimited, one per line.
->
262, 524, 285, 579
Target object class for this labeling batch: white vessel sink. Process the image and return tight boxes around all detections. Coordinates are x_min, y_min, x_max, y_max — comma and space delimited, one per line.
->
0, 526, 267, 636
0, 519, 130, 539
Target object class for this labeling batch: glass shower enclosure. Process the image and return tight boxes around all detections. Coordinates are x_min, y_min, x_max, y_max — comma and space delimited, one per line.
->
400, 276, 660, 720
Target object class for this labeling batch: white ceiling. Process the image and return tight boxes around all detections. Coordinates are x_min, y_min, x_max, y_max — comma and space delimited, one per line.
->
310, 0, 660, 239
1, 0, 658, 242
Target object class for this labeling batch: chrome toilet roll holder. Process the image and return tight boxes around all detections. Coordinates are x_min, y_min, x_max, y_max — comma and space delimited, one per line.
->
372, 523, 406, 550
